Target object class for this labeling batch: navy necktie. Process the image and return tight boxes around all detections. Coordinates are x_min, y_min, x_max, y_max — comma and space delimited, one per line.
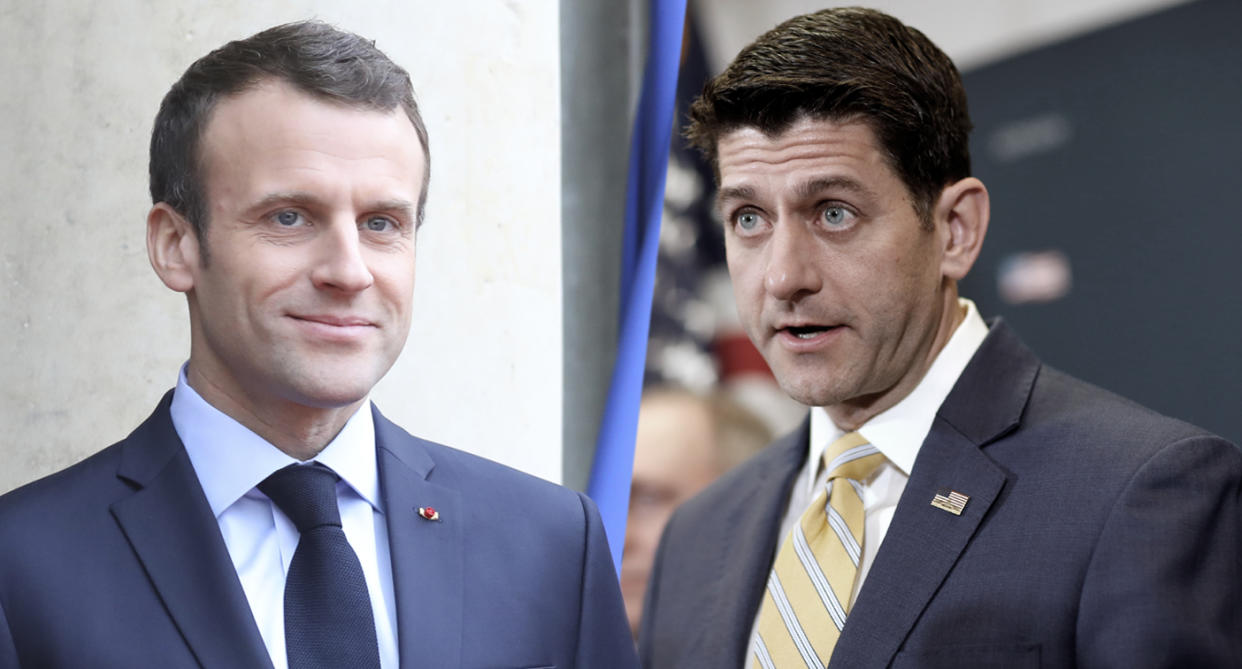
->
259, 464, 381, 669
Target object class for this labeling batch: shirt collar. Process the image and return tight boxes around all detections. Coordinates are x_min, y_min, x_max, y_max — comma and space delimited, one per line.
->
807, 298, 989, 484
171, 364, 382, 517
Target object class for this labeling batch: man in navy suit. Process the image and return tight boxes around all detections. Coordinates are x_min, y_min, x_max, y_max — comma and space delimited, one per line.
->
0, 21, 635, 668
639, 8, 1241, 668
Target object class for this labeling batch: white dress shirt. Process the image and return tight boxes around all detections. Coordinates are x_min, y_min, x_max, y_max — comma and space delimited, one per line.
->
746, 299, 988, 662
171, 367, 399, 669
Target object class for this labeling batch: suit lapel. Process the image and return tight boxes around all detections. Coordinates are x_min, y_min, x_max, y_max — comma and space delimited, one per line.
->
830, 419, 1006, 666
830, 320, 1040, 667
373, 407, 464, 669
699, 419, 810, 666
110, 395, 273, 669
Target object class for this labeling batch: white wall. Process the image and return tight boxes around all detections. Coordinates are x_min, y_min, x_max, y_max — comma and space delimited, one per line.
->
0, 1, 563, 493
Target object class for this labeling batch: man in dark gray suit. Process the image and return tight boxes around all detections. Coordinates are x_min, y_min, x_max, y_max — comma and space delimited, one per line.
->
639, 8, 1241, 668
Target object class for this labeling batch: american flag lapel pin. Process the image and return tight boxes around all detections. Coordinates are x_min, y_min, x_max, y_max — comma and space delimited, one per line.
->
930, 489, 969, 515
418, 506, 440, 521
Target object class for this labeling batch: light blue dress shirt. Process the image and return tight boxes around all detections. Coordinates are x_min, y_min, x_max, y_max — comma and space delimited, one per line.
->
170, 367, 399, 669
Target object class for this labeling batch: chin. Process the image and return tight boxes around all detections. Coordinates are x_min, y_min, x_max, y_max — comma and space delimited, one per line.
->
776, 373, 850, 409
287, 377, 376, 409
287, 356, 393, 406
294, 391, 370, 410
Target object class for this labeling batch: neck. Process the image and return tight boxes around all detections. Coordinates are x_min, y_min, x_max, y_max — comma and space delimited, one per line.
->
185, 365, 364, 461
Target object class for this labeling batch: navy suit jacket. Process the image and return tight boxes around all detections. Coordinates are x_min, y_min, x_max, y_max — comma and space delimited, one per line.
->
0, 394, 637, 668
640, 322, 1242, 668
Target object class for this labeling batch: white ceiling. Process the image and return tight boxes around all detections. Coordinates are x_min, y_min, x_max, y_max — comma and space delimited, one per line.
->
693, 0, 1192, 72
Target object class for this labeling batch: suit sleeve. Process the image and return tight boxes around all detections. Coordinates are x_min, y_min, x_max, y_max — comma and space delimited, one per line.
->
0, 598, 18, 669
1077, 434, 1242, 666
572, 492, 640, 669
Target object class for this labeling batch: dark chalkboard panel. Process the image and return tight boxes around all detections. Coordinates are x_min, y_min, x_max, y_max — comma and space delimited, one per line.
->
960, 0, 1242, 443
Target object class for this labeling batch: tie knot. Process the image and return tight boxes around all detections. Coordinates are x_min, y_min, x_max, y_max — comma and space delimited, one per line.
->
821, 431, 885, 483
258, 463, 342, 533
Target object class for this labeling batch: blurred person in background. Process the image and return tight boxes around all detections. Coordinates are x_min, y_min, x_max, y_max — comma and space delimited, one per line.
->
622, 387, 772, 638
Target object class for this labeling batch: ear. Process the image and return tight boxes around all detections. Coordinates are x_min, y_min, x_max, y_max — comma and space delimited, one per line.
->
934, 177, 990, 281
147, 203, 202, 293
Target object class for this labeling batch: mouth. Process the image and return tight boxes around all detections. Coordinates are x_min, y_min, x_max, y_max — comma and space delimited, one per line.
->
780, 323, 841, 338
784, 324, 835, 339
773, 322, 844, 350
290, 314, 375, 328
288, 315, 378, 343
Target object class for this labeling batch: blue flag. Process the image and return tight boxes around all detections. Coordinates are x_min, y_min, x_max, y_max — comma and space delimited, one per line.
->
587, 0, 687, 576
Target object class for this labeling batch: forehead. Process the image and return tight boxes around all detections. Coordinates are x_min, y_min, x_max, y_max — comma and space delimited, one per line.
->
198, 80, 425, 191
633, 394, 716, 473
715, 117, 901, 199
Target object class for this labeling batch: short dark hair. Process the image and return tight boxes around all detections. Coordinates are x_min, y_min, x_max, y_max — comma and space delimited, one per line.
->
149, 20, 430, 249
686, 7, 971, 223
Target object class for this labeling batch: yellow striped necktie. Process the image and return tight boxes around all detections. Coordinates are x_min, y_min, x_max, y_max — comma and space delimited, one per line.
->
751, 431, 886, 669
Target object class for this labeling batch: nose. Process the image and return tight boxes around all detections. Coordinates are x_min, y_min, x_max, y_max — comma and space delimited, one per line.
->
763, 222, 822, 301
310, 221, 374, 293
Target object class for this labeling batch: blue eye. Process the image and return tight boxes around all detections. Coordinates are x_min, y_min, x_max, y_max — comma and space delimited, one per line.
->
275, 210, 303, 227
822, 206, 852, 228
363, 217, 394, 232
737, 212, 760, 230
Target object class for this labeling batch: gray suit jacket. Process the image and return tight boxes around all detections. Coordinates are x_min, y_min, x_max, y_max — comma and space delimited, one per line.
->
640, 321, 1242, 668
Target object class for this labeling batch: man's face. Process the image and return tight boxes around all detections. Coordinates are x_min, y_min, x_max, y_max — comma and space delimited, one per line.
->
718, 117, 955, 422
183, 80, 425, 417
621, 392, 722, 637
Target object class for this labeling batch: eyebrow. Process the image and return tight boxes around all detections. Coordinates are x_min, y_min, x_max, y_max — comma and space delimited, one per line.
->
794, 176, 873, 201
715, 184, 756, 212
247, 191, 416, 221
366, 198, 418, 221
715, 176, 875, 213
246, 191, 323, 213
